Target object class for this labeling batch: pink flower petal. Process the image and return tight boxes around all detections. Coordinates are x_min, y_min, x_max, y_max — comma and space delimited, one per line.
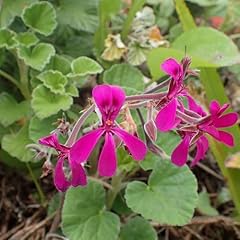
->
70, 128, 104, 164
70, 161, 87, 187
187, 95, 206, 116
98, 133, 117, 177
171, 135, 191, 166
39, 133, 68, 152
218, 130, 234, 147
191, 136, 209, 167
214, 113, 238, 128
155, 98, 177, 131
210, 100, 221, 115
113, 127, 147, 160
201, 126, 219, 139
161, 58, 183, 81
92, 84, 125, 121
54, 157, 70, 192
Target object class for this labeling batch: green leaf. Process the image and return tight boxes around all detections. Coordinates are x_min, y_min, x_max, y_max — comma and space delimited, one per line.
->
14, 32, 39, 47
29, 115, 59, 143
69, 57, 103, 77
32, 85, 73, 119
0, 0, 37, 27
120, 216, 157, 240
103, 63, 144, 94
22, 2, 57, 36
62, 181, 120, 240
172, 27, 240, 67
66, 85, 79, 97
37, 70, 68, 94
197, 190, 219, 216
45, 54, 71, 75
147, 27, 240, 80
0, 92, 30, 127
147, 48, 215, 80
0, 28, 17, 49
127, 42, 148, 66
125, 160, 198, 225
57, 0, 99, 33
2, 124, 34, 162
18, 43, 55, 71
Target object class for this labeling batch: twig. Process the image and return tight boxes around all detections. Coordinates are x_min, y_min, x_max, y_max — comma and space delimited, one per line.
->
48, 193, 65, 234
19, 212, 56, 240
196, 162, 224, 181
184, 226, 203, 240
0, 223, 24, 240
88, 176, 113, 190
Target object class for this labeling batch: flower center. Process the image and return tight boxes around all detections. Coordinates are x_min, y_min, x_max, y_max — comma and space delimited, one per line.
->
105, 119, 113, 126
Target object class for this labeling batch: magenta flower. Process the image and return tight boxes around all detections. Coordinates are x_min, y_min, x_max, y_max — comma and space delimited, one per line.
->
198, 100, 238, 146
39, 133, 87, 191
155, 58, 186, 132
70, 85, 147, 177
171, 99, 238, 167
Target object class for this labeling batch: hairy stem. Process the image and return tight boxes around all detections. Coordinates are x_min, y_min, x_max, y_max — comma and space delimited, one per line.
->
106, 173, 124, 210
65, 104, 95, 147
26, 162, 46, 206
0, 69, 21, 88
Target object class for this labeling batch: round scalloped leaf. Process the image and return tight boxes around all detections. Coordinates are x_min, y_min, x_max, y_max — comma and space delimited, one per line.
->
22, 1, 57, 36
125, 160, 198, 226
0, 28, 17, 49
45, 54, 71, 75
57, 0, 99, 33
37, 70, 67, 94
62, 181, 120, 240
120, 216, 157, 240
14, 32, 39, 47
0, 0, 37, 28
172, 27, 240, 67
31, 85, 73, 119
103, 63, 144, 95
29, 115, 60, 143
0, 92, 30, 127
69, 57, 103, 77
2, 124, 34, 162
65, 85, 79, 97
18, 43, 55, 71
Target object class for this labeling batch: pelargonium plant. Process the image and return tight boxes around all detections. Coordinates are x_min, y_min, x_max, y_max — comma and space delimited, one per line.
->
39, 57, 238, 192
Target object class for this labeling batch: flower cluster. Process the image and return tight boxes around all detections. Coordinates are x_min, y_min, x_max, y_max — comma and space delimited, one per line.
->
39, 57, 238, 191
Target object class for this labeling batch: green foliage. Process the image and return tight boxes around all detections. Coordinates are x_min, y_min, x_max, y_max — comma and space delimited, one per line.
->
62, 181, 120, 240
0, 0, 37, 27
0, 93, 30, 127
120, 216, 157, 240
29, 115, 59, 143
31, 85, 73, 119
94, 0, 121, 56
125, 160, 198, 225
197, 190, 219, 216
57, 0, 99, 33
69, 57, 103, 77
147, 27, 240, 79
14, 32, 39, 47
18, 43, 55, 71
45, 55, 71, 75
2, 124, 34, 162
0, 28, 17, 49
22, 1, 57, 36
37, 70, 68, 94
103, 63, 144, 94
